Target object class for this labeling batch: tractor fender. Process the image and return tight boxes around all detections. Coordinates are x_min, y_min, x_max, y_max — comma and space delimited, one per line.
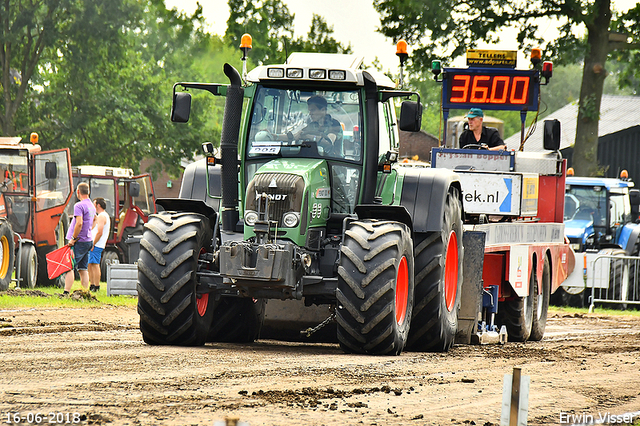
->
621, 223, 640, 255
178, 158, 222, 212
399, 168, 462, 233
155, 198, 217, 224
353, 205, 413, 230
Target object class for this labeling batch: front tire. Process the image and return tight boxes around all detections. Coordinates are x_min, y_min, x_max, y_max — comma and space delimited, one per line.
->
337, 220, 414, 355
207, 297, 266, 343
18, 244, 38, 289
100, 250, 120, 283
0, 220, 15, 291
137, 211, 214, 346
407, 187, 464, 352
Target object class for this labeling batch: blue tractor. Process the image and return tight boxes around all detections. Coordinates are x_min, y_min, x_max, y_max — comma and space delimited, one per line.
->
555, 172, 640, 307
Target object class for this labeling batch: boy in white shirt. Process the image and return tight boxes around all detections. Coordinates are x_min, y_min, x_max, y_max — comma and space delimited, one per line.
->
88, 197, 111, 292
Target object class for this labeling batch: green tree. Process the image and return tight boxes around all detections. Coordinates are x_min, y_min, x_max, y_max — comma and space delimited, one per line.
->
225, 0, 295, 64
374, 0, 640, 176
288, 14, 352, 55
225, 1, 351, 64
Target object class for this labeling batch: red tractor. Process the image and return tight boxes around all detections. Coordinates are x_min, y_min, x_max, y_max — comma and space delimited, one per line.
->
0, 133, 73, 288
66, 165, 156, 280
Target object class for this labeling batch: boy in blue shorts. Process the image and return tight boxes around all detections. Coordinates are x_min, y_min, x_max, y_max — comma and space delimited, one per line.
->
89, 197, 110, 292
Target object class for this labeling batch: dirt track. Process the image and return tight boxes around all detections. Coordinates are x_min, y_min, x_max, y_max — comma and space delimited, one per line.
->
1, 304, 639, 426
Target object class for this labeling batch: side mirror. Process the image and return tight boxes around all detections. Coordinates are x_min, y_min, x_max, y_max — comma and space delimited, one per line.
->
399, 100, 422, 132
543, 119, 561, 151
171, 92, 192, 123
630, 189, 640, 219
45, 161, 57, 179
129, 181, 141, 198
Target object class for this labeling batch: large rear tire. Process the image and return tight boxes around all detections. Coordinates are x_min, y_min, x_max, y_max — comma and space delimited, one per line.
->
337, 220, 414, 355
207, 297, 266, 343
0, 220, 15, 291
137, 211, 214, 346
407, 188, 463, 352
498, 261, 535, 342
18, 243, 38, 289
530, 256, 550, 341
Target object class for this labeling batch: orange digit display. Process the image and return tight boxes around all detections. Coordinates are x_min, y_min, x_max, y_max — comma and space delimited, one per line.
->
443, 69, 538, 111
450, 75, 470, 102
470, 75, 490, 103
489, 76, 510, 103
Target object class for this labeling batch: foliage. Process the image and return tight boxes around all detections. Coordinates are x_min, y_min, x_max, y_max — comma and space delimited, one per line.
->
225, 1, 351, 65
374, 0, 640, 175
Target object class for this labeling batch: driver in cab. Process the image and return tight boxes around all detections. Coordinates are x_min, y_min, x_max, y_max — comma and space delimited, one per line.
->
295, 95, 343, 155
459, 108, 506, 151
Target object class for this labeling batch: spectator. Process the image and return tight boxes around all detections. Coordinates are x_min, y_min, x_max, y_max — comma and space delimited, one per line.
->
63, 182, 95, 295
88, 197, 110, 292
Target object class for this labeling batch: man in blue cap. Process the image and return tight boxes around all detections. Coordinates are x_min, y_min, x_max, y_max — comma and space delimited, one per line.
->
459, 108, 506, 151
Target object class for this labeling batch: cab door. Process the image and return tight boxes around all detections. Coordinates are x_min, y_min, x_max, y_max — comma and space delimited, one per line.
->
33, 149, 73, 247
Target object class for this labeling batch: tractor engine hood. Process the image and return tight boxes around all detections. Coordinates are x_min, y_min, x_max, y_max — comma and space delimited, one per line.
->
243, 159, 332, 247
564, 219, 594, 243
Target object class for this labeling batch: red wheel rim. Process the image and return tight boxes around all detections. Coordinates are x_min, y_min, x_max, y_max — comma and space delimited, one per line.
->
197, 293, 209, 317
444, 230, 459, 312
395, 256, 409, 325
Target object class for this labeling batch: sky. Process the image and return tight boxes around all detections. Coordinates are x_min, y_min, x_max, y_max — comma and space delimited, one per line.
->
165, 0, 640, 69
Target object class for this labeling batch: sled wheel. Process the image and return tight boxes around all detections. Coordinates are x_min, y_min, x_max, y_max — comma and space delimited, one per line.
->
0, 220, 14, 291
137, 211, 214, 346
498, 260, 535, 342
207, 297, 266, 343
407, 187, 464, 352
337, 220, 414, 355
18, 244, 38, 289
530, 256, 551, 341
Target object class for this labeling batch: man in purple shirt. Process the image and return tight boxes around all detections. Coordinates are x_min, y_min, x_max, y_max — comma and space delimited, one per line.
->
63, 182, 95, 295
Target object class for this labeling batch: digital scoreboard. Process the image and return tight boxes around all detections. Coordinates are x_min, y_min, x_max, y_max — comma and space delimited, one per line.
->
442, 68, 540, 111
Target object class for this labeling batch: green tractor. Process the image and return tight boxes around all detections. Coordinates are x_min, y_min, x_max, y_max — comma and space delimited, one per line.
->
137, 45, 466, 355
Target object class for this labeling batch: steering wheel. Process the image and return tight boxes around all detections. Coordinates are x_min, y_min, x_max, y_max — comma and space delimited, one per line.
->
317, 136, 334, 155
463, 143, 488, 150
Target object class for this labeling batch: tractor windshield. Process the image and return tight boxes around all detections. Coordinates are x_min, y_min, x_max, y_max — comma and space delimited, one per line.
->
0, 151, 29, 193
246, 87, 362, 162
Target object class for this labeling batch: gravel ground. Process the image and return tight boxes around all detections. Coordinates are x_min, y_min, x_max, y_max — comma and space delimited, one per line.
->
0, 303, 639, 426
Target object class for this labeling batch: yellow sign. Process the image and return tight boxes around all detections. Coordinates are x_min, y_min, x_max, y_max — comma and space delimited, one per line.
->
466, 49, 517, 67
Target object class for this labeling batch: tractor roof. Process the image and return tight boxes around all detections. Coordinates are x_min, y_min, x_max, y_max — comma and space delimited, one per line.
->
566, 176, 634, 190
246, 52, 396, 89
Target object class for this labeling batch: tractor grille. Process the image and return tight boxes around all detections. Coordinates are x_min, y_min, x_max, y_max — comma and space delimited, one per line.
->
246, 173, 304, 224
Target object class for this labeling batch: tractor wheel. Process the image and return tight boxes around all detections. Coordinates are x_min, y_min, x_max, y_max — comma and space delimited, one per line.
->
407, 188, 463, 352
530, 256, 551, 341
498, 262, 535, 342
550, 286, 587, 308
337, 220, 414, 355
137, 211, 214, 346
100, 250, 120, 283
0, 220, 15, 291
207, 297, 266, 343
18, 244, 38, 289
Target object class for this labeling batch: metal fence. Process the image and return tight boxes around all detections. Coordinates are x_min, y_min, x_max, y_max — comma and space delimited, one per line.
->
588, 254, 640, 312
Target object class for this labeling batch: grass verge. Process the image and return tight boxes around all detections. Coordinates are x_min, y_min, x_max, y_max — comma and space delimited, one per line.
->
0, 281, 137, 309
